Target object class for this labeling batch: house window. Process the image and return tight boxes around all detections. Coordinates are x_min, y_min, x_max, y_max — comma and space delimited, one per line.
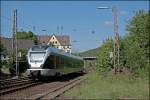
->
53, 37, 54, 39
55, 41, 57, 44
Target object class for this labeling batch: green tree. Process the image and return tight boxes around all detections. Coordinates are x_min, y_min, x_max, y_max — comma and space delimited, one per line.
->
123, 10, 149, 74
16, 31, 38, 43
18, 49, 28, 73
9, 49, 28, 74
0, 42, 6, 68
126, 10, 149, 56
97, 38, 114, 72
0, 42, 5, 52
97, 10, 149, 75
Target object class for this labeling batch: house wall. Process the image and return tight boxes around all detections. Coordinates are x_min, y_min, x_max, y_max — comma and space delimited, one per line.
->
48, 35, 72, 53
48, 35, 63, 49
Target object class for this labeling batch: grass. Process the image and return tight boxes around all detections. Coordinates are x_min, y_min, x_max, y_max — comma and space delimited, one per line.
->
63, 72, 149, 99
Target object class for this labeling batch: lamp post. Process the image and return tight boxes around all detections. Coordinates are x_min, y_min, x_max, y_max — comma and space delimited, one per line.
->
97, 6, 120, 74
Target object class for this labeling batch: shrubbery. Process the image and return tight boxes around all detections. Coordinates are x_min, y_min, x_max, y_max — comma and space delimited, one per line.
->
97, 10, 149, 75
16, 31, 38, 43
97, 38, 114, 72
1, 31, 37, 74
1, 49, 28, 74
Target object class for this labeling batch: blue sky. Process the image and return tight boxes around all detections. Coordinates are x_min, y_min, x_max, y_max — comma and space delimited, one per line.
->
1, 1, 149, 52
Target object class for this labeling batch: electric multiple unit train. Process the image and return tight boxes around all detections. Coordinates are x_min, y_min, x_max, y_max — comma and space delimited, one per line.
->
26, 45, 84, 79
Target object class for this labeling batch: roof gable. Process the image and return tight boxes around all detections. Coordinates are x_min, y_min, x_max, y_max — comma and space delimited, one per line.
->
38, 35, 51, 44
54, 35, 70, 46
38, 34, 71, 46
48, 35, 61, 45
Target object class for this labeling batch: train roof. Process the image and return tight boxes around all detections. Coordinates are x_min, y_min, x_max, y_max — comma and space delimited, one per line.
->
31, 45, 49, 51
30, 45, 83, 60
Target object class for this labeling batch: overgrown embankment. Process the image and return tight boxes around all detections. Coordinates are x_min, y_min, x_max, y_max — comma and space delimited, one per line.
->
97, 10, 149, 75
66, 10, 150, 99
63, 72, 149, 99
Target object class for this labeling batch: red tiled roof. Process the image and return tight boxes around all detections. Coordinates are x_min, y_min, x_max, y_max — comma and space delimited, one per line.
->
38, 34, 71, 46
55, 35, 70, 46
38, 35, 52, 44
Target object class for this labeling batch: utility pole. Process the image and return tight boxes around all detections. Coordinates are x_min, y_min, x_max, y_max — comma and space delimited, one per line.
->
12, 10, 15, 63
97, 6, 120, 74
12, 9, 18, 77
15, 9, 18, 77
112, 6, 120, 74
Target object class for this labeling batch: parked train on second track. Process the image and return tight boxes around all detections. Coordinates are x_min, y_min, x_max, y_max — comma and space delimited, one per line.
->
26, 45, 84, 80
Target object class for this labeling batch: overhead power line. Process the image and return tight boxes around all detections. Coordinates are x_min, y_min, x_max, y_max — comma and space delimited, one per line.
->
1, 15, 35, 32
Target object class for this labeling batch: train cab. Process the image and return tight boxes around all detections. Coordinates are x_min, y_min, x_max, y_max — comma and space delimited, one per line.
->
26, 45, 84, 80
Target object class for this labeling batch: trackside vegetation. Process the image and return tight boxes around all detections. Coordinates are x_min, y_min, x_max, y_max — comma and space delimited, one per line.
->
97, 10, 149, 76
64, 10, 149, 99
0, 31, 37, 74
64, 72, 149, 99
16, 31, 38, 43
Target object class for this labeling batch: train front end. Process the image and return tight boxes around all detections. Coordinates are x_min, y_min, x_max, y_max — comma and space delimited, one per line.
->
26, 45, 49, 79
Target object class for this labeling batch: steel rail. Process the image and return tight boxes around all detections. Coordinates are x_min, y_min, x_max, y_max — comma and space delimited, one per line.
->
26, 78, 84, 100
0, 79, 42, 95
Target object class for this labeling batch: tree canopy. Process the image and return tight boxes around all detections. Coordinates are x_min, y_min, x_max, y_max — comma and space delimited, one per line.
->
123, 10, 149, 72
0, 42, 5, 53
97, 38, 114, 72
97, 10, 149, 75
16, 31, 38, 43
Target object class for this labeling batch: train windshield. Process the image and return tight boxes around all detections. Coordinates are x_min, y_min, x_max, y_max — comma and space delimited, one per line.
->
31, 45, 49, 51
30, 52, 46, 62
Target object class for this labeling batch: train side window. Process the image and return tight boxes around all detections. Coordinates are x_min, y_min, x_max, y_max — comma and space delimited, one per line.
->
43, 55, 56, 69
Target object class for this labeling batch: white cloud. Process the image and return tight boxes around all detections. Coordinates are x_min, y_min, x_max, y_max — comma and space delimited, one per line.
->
120, 11, 128, 15
104, 21, 113, 26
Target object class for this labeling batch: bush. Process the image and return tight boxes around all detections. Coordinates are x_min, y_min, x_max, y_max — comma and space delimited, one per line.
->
97, 38, 114, 72
97, 10, 149, 76
8, 49, 29, 74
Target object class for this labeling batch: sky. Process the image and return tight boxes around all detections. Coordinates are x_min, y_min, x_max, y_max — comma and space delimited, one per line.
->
1, 1, 149, 52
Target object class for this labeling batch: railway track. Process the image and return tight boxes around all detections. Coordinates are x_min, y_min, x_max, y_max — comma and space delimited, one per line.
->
44, 78, 84, 99
27, 77, 84, 99
0, 77, 42, 95
0, 77, 30, 88
0, 73, 84, 100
